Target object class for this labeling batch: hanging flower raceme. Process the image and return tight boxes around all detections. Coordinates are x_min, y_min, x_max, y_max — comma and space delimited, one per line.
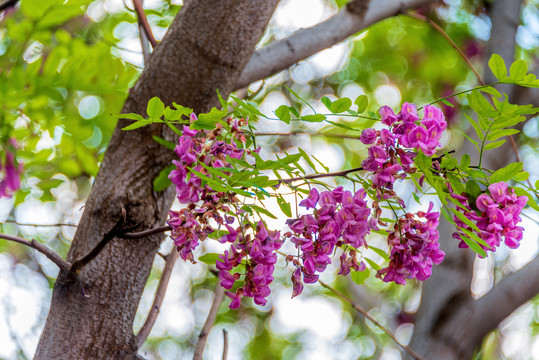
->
451, 181, 527, 253
0, 138, 22, 199
377, 202, 445, 285
285, 187, 370, 297
360, 103, 447, 190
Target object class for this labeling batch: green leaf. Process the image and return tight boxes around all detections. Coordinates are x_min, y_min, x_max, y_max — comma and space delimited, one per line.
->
354, 95, 369, 113
330, 98, 352, 113
277, 196, 292, 217
153, 165, 175, 192
364, 258, 380, 271
480, 86, 501, 98
301, 114, 327, 122
122, 121, 150, 131
450, 208, 481, 233
484, 140, 505, 151
369, 246, 389, 261
490, 162, 523, 183
509, 60, 527, 82
460, 154, 471, 169
117, 113, 144, 121
488, 54, 507, 80
465, 179, 482, 199
147, 97, 165, 120
321, 96, 333, 112
350, 268, 370, 285
458, 228, 487, 257
513, 171, 529, 181
198, 253, 220, 265
514, 187, 538, 211
441, 99, 454, 107
194, 107, 227, 130
486, 128, 520, 141
275, 105, 291, 124
248, 205, 278, 219
152, 136, 175, 150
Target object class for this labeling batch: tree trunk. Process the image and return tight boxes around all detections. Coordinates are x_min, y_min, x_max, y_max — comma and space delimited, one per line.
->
34, 1, 279, 359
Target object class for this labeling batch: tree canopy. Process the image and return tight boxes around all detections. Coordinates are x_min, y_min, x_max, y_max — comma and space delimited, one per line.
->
0, 0, 538, 359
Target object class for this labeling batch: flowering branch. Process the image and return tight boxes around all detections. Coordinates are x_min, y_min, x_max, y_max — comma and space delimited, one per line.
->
254, 131, 360, 140
280, 166, 364, 184
0, 233, 70, 272
132, 0, 157, 48
318, 280, 424, 360
193, 281, 226, 360
135, 247, 180, 348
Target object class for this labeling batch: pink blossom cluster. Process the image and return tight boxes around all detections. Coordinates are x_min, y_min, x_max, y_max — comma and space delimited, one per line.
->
360, 103, 446, 190
451, 182, 527, 252
168, 117, 284, 308
0, 139, 22, 199
377, 202, 445, 285
217, 221, 283, 308
167, 120, 247, 261
285, 187, 371, 297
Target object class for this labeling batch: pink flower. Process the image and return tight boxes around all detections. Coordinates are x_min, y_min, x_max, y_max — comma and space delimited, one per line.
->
360, 128, 377, 144
0, 139, 23, 199
299, 188, 319, 209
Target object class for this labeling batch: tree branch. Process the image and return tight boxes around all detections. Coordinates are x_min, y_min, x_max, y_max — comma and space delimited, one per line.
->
222, 329, 228, 360
472, 254, 539, 340
280, 166, 364, 184
254, 131, 360, 140
69, 211, 126, 273
0, 233, 70, 272
135, 247, 180, 348
122, 225, 172, 239
136, 0, 151, 63
235, 0, 437, 89
132, 0, 157, 48
319, 280, 424, 360
193, 281, 226, 360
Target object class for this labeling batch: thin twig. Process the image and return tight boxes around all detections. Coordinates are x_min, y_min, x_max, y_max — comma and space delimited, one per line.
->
3, 220, 77, 227
0, 233, 70, 272
254, 131, 361, 140
318, 280, 424, 360
132, 0, 157, 48
69, 211, 126, 273
122, 225, 172, 239
135, 247, 180, 348
280, 166, 364, 184
193, 282, 226, 360
137, 0, 150, 63
406, 12, 484, 86
222, 329, 228, 360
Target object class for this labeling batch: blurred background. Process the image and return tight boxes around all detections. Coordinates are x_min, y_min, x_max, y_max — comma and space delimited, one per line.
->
0, 0, 538, 359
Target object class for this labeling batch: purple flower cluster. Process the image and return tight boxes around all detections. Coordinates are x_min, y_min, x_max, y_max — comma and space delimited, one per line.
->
452, 182, 527, 252
167, 121, 248, 261
217, 221, 283, 308
377, 202, 445, 285
285, 187, 371, 297
0, 139, 22, 199
360, 103, 446, 190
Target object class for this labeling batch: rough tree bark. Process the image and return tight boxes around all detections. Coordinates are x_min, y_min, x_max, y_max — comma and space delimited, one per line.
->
34, 1, 279, 359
